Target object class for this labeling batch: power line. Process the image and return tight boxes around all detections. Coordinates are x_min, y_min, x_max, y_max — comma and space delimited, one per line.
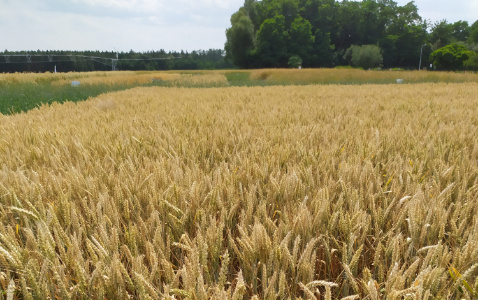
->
0, 54, 181, 70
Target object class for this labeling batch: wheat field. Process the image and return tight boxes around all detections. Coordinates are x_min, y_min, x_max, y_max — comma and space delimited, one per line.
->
3, 69, 477, 87
248, 69, 478, 85
0, 80, 478, 299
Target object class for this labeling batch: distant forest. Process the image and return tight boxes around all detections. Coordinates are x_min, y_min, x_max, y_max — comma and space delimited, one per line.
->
225, 0, 478, 70
0, 49, 233, 73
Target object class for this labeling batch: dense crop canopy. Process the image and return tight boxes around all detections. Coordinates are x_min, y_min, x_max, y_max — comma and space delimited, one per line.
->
0, 82, 478, 298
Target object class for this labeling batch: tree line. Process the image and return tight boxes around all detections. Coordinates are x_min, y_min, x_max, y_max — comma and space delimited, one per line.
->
225, 0, 478, 70
0, 49, 233, 73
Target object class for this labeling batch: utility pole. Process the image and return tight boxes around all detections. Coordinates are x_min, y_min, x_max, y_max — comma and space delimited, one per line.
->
112, 48, 118, 71
419, 44, 427, 70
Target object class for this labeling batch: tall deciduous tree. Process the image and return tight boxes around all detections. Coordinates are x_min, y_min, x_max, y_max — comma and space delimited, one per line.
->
312, 29, 335, 67
380, 1, 427, 68
335, 1, 361, 51
288, 17, 315, 65
430, 20, 454, 49
358, 0, 381, 45
253, 15, 289, 67
469, 20, 478, 44
225, 9, 255, 68
281, 0, 300, 30
243, 0, 262, 31
451, 21, 470, 43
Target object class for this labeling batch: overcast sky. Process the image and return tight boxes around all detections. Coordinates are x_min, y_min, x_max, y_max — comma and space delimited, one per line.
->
1, 0, 477, 52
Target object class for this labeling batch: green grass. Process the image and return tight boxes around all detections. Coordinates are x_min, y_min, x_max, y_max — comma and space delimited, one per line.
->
224, 72, 251, 85
0, 81, 152, 115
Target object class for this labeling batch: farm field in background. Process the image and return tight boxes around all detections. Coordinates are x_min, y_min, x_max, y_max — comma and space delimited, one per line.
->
0, 71, 478, 299
1, 69, 478, 115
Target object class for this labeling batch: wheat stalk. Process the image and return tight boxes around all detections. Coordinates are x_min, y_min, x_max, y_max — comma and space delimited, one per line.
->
0, 73, 477, 298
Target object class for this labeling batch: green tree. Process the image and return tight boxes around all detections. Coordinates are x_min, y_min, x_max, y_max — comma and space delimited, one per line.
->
380, 2, 427, 68
335, 1, 361, 51
312, 29, 335, 67
376, 0, 399, 31
263, 0, 282, 19
469, 20, 478, 44
253, 15, 289, 67
298, 0, 320, 27
358, 0, 381, 45
225, 9, 255, 68
396, 24, 428, 67
451, 21, 470, 43
430, 20, 454, 50
380, 24, 427, 68
380, 34, 399, 67
243, 0, 262, 31
429, 43, 473, 70
288, 17, 314, 65
281, 0, 299, 30
317, 0, 338, 39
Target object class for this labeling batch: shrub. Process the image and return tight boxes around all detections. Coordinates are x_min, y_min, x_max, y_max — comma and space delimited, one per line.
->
429, 43, 473, 70
344, 45, 383, 69
288, 55, 303, 68
463, 51, 478, 71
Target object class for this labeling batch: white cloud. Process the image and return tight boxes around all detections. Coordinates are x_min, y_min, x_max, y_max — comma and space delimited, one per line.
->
72, 0, 164, 13
0, 0, 242, 51
4, 0, 474, 52
394, 0, 477, 24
